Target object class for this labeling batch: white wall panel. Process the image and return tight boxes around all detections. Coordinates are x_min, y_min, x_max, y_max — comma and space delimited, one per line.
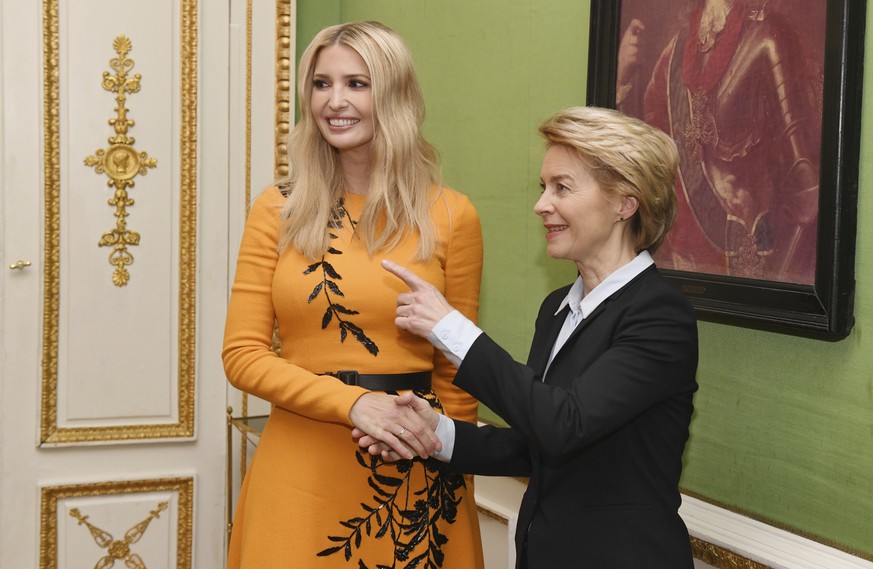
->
60, 1, 177, 424
42, 0, 196, 442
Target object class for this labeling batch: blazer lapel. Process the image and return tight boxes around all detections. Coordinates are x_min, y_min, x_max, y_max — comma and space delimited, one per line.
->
547, 301, 608, 367
537, 266, 656, 375
567, 301, 608, 342
529, 304, 569, 375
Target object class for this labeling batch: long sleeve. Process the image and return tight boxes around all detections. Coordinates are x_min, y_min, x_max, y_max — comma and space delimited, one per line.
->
450, 420, 531, 477
429, 191, 483, 424
222, 188, 368, 425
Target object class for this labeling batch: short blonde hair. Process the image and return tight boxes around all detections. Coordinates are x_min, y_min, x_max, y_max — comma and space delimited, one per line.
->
279, 21, 439, 260
538, 106, 678, 253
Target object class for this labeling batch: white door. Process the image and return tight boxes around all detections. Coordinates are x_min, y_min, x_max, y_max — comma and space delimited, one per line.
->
0, 0, 268, 566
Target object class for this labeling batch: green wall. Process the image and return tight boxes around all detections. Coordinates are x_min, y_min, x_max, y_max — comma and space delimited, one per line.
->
297, 0, 873, 558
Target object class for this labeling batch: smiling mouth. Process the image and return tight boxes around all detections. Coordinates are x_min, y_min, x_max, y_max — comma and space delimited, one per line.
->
546, 225, 568, 233
328, 118, 359, 127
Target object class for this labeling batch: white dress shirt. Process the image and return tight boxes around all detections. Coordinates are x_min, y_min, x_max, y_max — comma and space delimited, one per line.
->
429, 251, 655, 461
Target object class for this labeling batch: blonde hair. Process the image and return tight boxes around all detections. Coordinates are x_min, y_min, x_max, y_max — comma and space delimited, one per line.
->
538, 106, 679, 253
277, 21, 440, 261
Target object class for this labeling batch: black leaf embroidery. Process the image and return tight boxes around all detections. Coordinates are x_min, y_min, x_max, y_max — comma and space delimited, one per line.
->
303, 261, 322, 275
304, 198, 379, 355
322, 261, 341, 279
318, 392, 464, 568
308, 282, 324, 302
326, 281, 344, 296
333, 304, 360, 316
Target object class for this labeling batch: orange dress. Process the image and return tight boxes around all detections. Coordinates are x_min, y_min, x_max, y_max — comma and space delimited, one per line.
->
223, 186, 485, 569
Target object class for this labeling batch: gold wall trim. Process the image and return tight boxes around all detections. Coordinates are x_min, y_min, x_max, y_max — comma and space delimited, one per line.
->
85, 35, 158, 287
275, 0, 292, 178
245, 0, 253, 213
39, 477, 193, 569
690, 536, 770, 569
475, 505, 509, 526
40, 0, 62, 446
177, 0, 198, 446
40, 0, 197, 444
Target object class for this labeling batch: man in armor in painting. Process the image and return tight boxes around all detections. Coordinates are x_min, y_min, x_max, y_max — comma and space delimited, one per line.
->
617, 0, 822, 284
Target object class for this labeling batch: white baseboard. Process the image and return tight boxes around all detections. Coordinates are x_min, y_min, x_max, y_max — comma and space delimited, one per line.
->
472, 472, 872, 569
680, 494, 873, 569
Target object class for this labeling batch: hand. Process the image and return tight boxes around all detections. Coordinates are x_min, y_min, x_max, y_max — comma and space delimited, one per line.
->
349, 392, 441, 460
382, 259, 455, 338
617, 18, 645, 86
352, 392, 442, 462
351, 432, 401, 462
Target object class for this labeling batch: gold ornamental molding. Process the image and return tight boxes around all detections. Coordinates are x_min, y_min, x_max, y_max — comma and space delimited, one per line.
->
70, 502, 168, 568
41, 0, 197, 444
85, 35, 158, 287
690, 536, 770, 569
40, 478, 193, 569
275, 0, 293, 179
475, 505, 509, 526
245, 0, 253, 211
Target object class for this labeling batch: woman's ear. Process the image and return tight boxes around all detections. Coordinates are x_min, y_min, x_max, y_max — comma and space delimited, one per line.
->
619, 195, 639, 219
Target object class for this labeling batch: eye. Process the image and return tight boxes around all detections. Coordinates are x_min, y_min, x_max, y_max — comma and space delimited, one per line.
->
538, 181, 546, 192
312, 78, 329, 89
556, 183, 570, 194
349, 79, 369, 89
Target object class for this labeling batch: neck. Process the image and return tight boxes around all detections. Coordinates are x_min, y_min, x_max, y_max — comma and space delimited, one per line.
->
576, 245, 637, 295
338, 148, 371, 195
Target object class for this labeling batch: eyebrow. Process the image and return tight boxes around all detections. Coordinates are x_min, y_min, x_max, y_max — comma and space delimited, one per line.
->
541, 173, 574, 185
312, 72, 371, 80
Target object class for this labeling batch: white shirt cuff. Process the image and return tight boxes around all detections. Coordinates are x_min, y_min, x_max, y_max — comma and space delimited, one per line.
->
432, 413, 456, 462
427, 310, 483, 367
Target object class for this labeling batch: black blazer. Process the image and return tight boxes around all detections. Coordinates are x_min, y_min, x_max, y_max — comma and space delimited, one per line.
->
450, 266, 698, 569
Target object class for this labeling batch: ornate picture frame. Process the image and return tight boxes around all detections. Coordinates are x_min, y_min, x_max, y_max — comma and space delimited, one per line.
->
587, 0, 866, 340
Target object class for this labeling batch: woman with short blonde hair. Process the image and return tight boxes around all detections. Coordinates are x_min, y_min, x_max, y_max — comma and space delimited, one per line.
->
538, 106, 679, 254
361, 106, 697, 568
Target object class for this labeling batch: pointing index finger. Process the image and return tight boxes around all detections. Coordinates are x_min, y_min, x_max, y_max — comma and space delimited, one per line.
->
382, 259, 427, 291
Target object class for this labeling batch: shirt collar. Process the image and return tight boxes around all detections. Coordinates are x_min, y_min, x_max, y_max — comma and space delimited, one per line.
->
554, 251, 655, 320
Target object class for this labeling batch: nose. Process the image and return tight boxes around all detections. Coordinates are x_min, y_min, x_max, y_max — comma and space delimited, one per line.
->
328, 86, 347, 110
534, 190, 552, 217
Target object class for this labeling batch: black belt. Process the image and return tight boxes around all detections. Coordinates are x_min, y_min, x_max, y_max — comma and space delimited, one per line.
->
327, 370, 431, 391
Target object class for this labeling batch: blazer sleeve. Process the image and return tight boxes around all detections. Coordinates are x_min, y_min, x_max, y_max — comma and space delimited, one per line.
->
453, 276, 698, 457
222, 188, 368, 425
449, 419, 531, 476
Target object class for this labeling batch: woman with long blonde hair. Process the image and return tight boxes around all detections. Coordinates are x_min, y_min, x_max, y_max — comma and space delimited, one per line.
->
223, 21, 485, 568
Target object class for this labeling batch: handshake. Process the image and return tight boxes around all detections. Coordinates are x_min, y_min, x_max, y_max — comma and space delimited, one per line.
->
347, 258, 458, 462
349, 391, 445, 462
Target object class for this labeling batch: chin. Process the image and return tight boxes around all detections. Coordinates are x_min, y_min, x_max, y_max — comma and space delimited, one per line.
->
545, 248, 567, 261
